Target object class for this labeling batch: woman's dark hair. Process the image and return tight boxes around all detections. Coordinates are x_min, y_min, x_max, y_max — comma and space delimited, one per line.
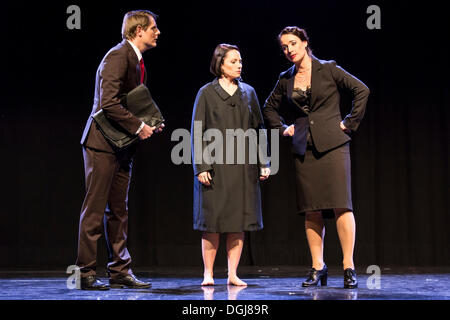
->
278, 26, 312, 56
210, 43, 240, 77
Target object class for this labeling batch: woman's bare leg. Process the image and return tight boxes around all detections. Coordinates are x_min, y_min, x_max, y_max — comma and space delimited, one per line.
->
201, 232, 219, 285
305, 211, 326, 270
335, 209, 356, 270
226, 232, 247, 286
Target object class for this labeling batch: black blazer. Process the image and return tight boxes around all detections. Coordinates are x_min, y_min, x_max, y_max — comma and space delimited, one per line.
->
263, 57, 370, 154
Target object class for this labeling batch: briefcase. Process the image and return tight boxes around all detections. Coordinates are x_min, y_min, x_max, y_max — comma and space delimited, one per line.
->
92, 84, 165, 149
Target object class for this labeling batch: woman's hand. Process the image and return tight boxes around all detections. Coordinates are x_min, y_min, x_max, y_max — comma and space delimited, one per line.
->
260, 167, 271, 181
283, 124, 295, 136
198, 171, 212, 186
340, 121, 351, 134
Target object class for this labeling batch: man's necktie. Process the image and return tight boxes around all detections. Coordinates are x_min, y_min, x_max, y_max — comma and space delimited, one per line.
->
140, 58, 145, 84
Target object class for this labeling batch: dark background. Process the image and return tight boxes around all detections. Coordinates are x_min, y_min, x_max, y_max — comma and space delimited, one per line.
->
1, 0, 448, 270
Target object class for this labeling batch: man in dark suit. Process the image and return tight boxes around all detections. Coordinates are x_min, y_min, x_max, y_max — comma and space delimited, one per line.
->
76, 10, 163, 290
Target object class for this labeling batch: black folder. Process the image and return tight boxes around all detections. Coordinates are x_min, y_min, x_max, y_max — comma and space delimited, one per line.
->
92, 84, 165, 149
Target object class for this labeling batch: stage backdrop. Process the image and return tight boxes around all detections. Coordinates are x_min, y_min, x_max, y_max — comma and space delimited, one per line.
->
1, 0, 448, 270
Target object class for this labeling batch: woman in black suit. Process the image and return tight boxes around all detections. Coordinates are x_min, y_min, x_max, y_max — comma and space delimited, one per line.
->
263, 26, 370, 288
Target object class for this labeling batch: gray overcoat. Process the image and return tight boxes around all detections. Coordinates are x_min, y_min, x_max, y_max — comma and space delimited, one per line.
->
191, 79, 269, 233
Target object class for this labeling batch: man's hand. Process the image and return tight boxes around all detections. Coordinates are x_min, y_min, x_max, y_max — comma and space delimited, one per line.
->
155, 123, 165, 133
138, 124, 155, 140
138, 123, 165, 140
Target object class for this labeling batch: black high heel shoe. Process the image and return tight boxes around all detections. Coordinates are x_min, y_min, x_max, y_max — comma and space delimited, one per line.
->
302, 264, 328, 287
344, 268, 358, 289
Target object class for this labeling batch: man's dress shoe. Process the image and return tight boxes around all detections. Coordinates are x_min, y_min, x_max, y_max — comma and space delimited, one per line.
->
109, 274, 151, 289
80, 275, 110, 290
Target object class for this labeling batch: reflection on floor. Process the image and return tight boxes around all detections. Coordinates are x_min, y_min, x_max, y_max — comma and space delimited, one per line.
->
1, 266, 449, 300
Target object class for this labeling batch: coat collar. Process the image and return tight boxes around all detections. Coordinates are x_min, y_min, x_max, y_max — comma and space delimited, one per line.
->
212, 78, 244, 100
122, 40, 147, 85
286, 65, 296, 101
122, 40, 139, 63
310, 56, 322, 109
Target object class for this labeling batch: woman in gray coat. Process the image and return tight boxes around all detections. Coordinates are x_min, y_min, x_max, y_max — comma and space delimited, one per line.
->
191, 44, 270, 286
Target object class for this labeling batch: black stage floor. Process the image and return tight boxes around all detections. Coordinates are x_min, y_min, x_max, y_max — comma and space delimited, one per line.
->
1, 266, 449, 301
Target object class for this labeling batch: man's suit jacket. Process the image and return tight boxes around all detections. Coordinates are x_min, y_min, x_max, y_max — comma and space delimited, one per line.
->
81, 40, 147, 153
263, 56, 370, 154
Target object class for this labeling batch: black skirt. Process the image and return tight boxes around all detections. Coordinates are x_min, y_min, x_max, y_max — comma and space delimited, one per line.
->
294, 142, 352, 219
